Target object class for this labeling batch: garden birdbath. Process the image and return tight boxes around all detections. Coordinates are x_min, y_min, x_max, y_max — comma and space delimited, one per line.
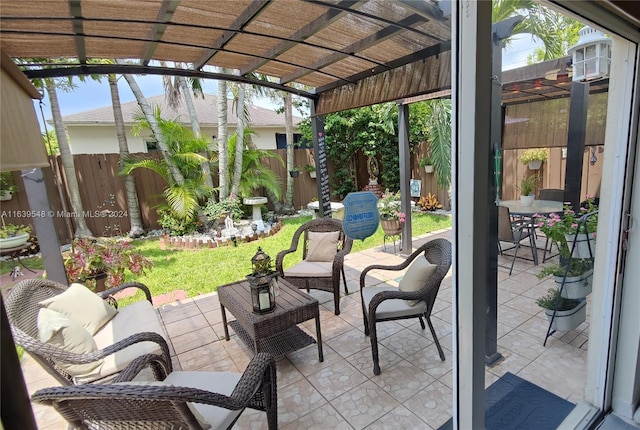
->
244, 197, 267, 231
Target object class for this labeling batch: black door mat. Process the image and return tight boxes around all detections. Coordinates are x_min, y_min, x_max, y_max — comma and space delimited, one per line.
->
439, 372, 574, 430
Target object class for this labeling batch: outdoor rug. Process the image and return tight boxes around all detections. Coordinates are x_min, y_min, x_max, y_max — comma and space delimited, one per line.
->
439, 372, 575, 430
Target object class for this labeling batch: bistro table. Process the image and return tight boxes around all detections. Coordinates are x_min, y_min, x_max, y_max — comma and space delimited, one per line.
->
218, 277, 323, 361
498, 199, 563, 218
498, 200, 564, 265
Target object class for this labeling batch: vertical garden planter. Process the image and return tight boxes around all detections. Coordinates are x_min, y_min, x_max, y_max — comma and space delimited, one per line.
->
544, 299, 587, 331
555, 269, 593, 299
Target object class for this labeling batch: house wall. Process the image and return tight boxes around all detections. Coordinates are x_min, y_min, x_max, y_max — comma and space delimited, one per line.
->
66, 125, 287, 154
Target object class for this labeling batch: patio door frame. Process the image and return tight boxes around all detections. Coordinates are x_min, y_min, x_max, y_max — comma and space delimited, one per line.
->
452, 1, 640, 428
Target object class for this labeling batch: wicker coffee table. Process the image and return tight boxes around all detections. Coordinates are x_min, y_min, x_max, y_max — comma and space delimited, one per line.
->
219, 278, 323, 361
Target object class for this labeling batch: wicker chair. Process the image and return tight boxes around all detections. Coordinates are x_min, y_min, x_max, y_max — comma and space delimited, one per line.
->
276, 218, 353, 315
32, 352, 278, 430
359, 238, 452, 375
5, 278, 171, 385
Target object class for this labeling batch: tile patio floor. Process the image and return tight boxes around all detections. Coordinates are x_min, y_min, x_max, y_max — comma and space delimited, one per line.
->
21, 228, 589, 429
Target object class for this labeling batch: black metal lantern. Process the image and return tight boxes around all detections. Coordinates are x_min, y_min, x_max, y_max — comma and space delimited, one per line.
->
247, 247, 276, 314
251, 247, 271, 274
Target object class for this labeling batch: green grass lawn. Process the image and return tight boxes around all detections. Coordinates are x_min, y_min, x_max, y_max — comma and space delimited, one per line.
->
2, 212, 451, 303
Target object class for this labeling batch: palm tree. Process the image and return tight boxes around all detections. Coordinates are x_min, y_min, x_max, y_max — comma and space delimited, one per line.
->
217, 76, 230, 200
227, 131, 283, 201
108, 74, 144, 237
283, 92, 295, 209
45, 78, 93, 238
492, 0, 580, 60
124, 111, 212, 219
121, 72, 185, 186
162, 65, 215, 190
230, 84, 247, 197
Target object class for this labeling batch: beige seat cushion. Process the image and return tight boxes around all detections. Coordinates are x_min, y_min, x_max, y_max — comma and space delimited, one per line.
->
74, 300, 166, 384
39, 283, 117, 335
306, 231, 340, 262
164, 371, 245, 430
37, 308, 104, 376
398, 256, 437, 305
284, 261, 332, 278
362, 285, 428, 319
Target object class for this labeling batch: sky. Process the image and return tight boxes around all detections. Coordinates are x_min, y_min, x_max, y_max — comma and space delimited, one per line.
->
35, 34, 544, 133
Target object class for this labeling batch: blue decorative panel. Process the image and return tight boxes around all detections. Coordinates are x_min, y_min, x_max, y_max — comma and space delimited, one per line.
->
342, 191, 379, 240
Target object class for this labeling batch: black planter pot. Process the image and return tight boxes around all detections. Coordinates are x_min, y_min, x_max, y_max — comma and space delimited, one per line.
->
289, 170, 300, 178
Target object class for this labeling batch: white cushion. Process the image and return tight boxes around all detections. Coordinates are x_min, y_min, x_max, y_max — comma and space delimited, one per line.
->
37, 308, 104, 376
362, 285, 427, 319
398, 257, 437, 305
165, 371, 244, 430
284, 261, 332, 277
74, 300, 166, 384
39, 283, 117, 335
306, 231, 340, 262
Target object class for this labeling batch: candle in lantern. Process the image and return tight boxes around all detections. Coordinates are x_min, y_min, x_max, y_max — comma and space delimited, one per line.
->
259, 290, 270, 310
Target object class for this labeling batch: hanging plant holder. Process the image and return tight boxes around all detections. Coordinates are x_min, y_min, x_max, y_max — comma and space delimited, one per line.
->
528, 160, 542, 170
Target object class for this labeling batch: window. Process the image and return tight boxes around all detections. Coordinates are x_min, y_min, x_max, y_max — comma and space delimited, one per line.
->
145, 139, 158, 151
275, 133, 309, 149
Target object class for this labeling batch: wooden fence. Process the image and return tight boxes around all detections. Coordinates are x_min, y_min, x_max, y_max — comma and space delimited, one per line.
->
0, 146, 601, 244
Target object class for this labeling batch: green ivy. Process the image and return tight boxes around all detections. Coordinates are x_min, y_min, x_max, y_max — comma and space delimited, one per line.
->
299, 101, 448, 197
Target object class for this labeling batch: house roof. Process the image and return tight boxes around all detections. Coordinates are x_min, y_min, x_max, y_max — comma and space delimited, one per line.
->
59, 94, 302, 127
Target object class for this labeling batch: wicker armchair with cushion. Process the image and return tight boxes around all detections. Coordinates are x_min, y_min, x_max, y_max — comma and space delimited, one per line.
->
276, 218, 353, 315
5, 278, 171, 386
32, 352, 278, 430
359, 238, 452, 375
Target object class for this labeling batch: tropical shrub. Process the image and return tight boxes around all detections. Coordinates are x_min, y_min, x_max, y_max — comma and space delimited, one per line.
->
64, 238, 153, 288
124, 108, 213, 220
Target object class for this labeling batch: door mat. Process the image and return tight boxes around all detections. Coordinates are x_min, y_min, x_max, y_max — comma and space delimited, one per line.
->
438, 372, 574, 430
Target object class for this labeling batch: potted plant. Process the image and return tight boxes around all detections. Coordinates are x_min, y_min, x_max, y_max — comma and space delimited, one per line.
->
518, 174, 538, 206
519, 148, 548, 170
378, 190, 406, 235
0, 223, 31, 249
64, 238, 154, 291
0, 172, 16, 201
289, 167, 300, 178
535, 197, 598, 260
419, 156, 434, 174
537, 258, 593, 299
304, 164, 317, 178
535, 287, 586, 331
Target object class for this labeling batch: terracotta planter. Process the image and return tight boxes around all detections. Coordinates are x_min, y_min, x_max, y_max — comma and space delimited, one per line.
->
544, 299, 587, 331
555, 269, 593, 299
565, 233, 596, 259
381, 219, 402, 235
